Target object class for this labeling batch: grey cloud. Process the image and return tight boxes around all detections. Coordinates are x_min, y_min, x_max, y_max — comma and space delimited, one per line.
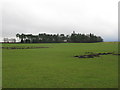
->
2, 0, 119, 41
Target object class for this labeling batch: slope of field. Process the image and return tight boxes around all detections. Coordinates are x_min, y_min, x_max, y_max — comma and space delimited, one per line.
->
2, 42, 118, 88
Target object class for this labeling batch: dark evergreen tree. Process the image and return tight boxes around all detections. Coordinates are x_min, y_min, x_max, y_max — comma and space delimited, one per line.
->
16, 32, 103, 43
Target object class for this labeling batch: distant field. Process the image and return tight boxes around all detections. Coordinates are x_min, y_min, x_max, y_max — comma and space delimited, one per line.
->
2, 42, 118, 88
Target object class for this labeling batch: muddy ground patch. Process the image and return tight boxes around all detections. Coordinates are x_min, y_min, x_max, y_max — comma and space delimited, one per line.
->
74, 52, 120, 58
1, 46, 49, 49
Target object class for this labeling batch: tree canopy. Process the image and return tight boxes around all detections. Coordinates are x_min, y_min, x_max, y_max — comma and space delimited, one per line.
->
16, 32, 103, 43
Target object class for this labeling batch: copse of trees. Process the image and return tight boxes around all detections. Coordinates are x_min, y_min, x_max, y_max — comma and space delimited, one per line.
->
16, 31, 103, 43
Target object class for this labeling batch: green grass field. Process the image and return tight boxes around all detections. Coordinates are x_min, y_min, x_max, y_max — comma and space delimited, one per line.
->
2, 42, 118, 88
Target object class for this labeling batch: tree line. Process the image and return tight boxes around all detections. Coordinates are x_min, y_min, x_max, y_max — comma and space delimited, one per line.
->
16, 31, 103, 43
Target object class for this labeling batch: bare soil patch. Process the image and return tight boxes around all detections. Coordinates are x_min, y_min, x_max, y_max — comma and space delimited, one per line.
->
1, 46, 49, 49
74, 52, 120, 58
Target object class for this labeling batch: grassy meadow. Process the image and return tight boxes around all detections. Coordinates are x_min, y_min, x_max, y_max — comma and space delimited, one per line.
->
2, 42, 118, 88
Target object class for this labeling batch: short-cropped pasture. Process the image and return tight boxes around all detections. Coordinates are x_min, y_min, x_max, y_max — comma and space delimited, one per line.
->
2, 42, 118, 88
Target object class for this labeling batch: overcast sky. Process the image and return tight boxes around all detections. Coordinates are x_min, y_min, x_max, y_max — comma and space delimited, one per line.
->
1, 0, 119, 41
